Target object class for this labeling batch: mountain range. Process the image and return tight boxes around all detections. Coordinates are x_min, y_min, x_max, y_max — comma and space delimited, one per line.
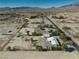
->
0, 3, 79, 14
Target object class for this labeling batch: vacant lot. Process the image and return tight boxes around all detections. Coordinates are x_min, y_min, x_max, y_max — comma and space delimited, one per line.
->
0, 51, 79, 59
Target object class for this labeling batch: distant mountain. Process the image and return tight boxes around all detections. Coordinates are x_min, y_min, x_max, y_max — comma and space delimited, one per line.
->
0, 7, 57, 14
59, 3, 79, 12
0, 7, 38, 11
0, 3, 79, 14
0, 7, 11, 11
61, 3, 79, 7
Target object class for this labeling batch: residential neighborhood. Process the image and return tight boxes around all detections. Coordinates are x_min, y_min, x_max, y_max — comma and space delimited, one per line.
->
0, 0, 79, 59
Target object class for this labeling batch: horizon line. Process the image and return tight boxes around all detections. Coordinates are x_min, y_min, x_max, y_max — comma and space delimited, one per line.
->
0, 3, 75, 8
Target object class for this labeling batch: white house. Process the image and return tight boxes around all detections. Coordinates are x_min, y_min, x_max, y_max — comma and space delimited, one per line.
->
46, 37, 59, 48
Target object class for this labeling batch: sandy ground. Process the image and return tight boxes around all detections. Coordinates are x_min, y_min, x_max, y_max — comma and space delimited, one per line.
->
0, 51, 79, 59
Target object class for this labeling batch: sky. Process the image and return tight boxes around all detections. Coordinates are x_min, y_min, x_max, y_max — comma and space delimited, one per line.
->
0, 0, 77, 8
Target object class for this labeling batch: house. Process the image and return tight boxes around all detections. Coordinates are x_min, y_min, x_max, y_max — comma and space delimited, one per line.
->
46, 37, 59, 49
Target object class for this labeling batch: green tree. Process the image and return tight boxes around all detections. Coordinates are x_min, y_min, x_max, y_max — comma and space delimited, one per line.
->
36, 46, 43, 51
51, 28, 61, 36
61, 43, 68, 51
30, 16, 37, 19
27, 31, 30, 35
60, 33, 66, 41
32, 32, 42, 36
63, 26, 71, 30
32, 32, 37, 36
30, 38, 34, 43
52, 15, 64, 19
59, 16, 64, 19
7, 46, 11, 51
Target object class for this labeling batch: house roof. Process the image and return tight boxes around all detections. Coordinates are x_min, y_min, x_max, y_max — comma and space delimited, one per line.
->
47, 37, 59, 45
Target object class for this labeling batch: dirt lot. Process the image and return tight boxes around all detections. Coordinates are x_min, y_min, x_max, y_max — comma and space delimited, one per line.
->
0, 51, 79, 59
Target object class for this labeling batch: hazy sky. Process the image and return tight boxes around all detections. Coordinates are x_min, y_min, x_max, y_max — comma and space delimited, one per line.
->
0, 0, 77, 8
